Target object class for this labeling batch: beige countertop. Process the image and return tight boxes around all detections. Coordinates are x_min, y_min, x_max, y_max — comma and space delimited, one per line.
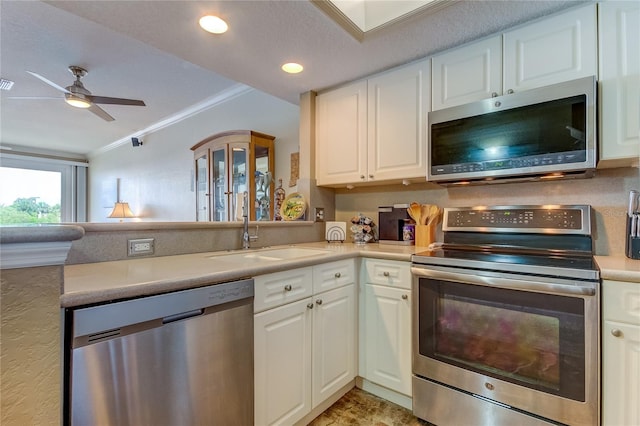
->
63, 242, 426, 308
63, 242, 640, 308
595, 255, 640, 283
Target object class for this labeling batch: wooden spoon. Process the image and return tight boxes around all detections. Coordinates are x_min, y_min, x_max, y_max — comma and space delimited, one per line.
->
408, 202, 421, 224
426, 205, 440, 226
420, 204, 431, 225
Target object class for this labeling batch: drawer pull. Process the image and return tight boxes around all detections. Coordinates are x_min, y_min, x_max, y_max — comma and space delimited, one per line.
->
611, 329, 623, 338
284, 284, 292, 292
383, 271, 390, 277
402, 294, 408, 300
316, 299, 323, 305
334, 272, 341, 278
307, 303, 314, 309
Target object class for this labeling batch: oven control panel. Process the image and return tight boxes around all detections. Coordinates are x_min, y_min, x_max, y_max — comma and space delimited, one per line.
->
444, 205, 590, 234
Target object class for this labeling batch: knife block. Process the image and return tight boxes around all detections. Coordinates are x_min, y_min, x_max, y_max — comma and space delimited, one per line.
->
626, 217, 640, 259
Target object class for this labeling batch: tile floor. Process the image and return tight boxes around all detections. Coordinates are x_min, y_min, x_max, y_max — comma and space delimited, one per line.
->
308, 388, 431, 426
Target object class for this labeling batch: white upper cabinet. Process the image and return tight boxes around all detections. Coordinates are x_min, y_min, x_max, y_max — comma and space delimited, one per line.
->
503, 3, 597, 93
432, 4, 597, 111
316, 60, 430, 187
432, 36, 503, 110
598, 1, 640, 167
366, 60, 430, 182
316, 81, 368, 186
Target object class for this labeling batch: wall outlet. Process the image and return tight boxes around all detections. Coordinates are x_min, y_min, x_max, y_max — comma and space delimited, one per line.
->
128, 238, 155, 256
315, 207, 325, 222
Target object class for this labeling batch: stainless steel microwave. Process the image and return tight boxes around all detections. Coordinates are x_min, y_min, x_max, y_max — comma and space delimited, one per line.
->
427, 76, 597, 185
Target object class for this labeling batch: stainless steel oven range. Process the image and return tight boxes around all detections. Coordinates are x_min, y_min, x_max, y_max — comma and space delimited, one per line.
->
411, 205, 599, 426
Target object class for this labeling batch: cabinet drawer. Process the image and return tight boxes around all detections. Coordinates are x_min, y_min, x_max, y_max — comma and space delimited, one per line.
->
362, 258, 411, 289
254, 267, 313, 313
312, 259, 356, 294
603, 280, 640, 325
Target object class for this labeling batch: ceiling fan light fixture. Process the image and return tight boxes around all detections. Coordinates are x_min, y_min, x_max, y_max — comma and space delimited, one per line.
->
65, 94, 91, 108
199, 15, 228, 34
281, 62, 304, 74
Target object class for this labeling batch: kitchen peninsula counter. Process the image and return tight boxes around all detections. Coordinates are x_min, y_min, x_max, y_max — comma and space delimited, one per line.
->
64, 243, 640, 308
63, 242, 425, 308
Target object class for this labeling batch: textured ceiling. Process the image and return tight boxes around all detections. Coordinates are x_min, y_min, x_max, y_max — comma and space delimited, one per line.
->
0, 0, 586, 156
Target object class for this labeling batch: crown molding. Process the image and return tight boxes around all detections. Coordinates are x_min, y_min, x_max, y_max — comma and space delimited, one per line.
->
88, 83, 254, 158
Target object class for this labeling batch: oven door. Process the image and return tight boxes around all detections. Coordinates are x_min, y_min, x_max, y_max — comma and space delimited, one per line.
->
411, 265, 599, 426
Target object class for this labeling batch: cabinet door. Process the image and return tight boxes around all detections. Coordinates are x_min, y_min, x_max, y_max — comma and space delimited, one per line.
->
362, 284, 412, 396
312, 285, 356, 407
194, 149, 210, 221
254, 298, 313, 426
367, 60, 430, 181
598, 1, 640, 166
503, 4, 597, 93
432, 36, 502, 110
602, 320, 640, 426
316, 81, 368, 186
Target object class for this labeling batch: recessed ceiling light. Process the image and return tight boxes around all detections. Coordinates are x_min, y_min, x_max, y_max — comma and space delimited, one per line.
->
281, 63, 304, 74
199, 15, 228, 34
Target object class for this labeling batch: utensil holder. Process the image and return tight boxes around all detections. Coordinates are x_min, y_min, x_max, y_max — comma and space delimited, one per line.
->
415, 224, 437, 247
626, 217, 640, 259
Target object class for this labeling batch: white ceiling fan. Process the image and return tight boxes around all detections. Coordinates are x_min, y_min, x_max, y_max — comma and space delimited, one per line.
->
20, 66, 146, 122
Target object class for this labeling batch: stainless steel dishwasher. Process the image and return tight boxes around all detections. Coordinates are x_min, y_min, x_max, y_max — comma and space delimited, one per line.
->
66, 279, 254, 426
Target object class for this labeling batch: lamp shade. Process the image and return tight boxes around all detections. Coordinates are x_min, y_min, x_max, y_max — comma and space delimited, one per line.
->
108, 202, 135, 219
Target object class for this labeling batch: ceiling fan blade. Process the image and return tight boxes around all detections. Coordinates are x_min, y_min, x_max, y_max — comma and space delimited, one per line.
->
26, 71, 70, 93
89, 95, 145, 106
6, 96, 62, 100
88, 103, 115, 122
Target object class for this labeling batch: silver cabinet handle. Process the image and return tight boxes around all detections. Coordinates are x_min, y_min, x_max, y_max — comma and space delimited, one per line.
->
611, 329, 623, 337
284, 284, 292, 291
316, 299, 323, 305
506, 89, 514, 94
491, 92, 498, 98
307, 303, 314, 309
383, 271, 390, 277
402, 294, 408, 300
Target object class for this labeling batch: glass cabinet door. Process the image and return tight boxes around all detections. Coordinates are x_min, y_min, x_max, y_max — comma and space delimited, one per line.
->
211, 147, 228, 222
195, 153, 209, 221
230, 145, 248, 221
254, 145, 272, 221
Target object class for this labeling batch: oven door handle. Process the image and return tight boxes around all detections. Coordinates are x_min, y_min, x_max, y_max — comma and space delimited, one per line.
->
411, 266, 596, 296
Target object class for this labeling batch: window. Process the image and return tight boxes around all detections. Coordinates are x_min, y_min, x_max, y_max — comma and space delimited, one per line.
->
0, 153, 87, 224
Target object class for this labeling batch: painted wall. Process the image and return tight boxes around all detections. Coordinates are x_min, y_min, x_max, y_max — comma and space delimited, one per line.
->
335, 167, 639, 257
88, 89, 300, 222
1, 265, 62, 425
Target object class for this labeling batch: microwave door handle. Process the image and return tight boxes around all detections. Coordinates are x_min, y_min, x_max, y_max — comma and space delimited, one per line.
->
411, 266, 595, 296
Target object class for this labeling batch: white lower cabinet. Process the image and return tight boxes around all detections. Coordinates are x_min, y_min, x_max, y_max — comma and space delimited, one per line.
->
359, 259, 412, 398
362, 284, 412, 395
254, 260, 356, 426
255, 297, 313, 426
602, 279, 640, 426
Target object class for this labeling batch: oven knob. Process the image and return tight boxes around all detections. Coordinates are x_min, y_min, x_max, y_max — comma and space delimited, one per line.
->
611, 329, 623, 337
485, 382, 494, 391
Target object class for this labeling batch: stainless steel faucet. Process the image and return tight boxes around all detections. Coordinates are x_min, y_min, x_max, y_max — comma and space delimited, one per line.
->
242, 191, 258, 249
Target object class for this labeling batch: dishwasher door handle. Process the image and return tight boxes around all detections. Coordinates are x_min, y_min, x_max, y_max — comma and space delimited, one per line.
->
162, 308, 204, 324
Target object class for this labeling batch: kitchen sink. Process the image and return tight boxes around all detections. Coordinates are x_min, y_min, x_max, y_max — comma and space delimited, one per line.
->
210, 247, 331, 263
